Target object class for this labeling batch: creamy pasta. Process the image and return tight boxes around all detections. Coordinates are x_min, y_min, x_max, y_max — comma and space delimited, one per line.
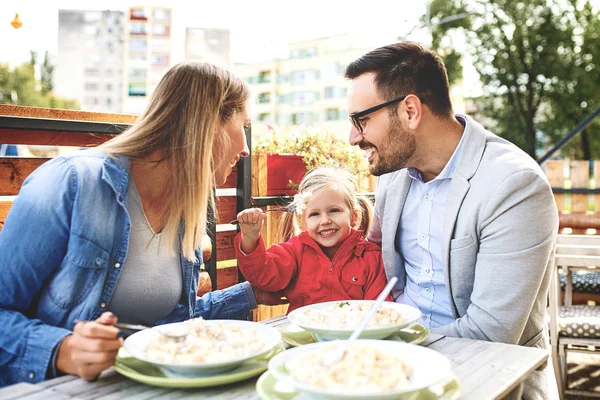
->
145, 318, 266, 363
297, 302, 404, 329
291, 343, 413, 392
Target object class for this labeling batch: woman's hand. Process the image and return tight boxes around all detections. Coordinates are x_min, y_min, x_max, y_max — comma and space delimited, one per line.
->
237, 208, 267, 253
55, 312, 123, 381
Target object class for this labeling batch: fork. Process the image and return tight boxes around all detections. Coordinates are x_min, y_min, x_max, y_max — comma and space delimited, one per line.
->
229, 203, 298, 225
114, 322, 189, 340
321, 276, 398, 367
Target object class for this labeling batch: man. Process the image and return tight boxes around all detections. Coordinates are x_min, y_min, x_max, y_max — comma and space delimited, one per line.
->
346, 42, 558, 399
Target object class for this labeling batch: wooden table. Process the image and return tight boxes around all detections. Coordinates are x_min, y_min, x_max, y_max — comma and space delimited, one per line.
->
0, 316, 549, 400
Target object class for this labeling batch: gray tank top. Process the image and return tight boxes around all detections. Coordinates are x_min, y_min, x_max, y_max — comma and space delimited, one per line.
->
107, 180, 182, 325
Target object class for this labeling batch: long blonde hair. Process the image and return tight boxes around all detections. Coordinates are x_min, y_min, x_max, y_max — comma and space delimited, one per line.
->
98, 62, 249, 261
279, 167, 373, 242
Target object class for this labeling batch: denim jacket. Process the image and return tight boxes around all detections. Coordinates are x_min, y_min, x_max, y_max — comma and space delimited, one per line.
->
0, 151, 255, 387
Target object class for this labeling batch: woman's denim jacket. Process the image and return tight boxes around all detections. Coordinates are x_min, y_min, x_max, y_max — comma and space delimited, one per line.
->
0, 152, 255, 387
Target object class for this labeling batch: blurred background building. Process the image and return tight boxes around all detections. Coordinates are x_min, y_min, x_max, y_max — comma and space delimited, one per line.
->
54, 10, 124, 113
185, 28, 230, 69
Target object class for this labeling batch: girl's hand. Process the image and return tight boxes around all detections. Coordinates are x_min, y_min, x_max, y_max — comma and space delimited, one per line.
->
237, 208, 267, 253
56, 312, 122, 381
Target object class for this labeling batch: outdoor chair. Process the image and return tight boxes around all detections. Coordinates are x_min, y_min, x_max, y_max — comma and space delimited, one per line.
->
549, 234, 600, 399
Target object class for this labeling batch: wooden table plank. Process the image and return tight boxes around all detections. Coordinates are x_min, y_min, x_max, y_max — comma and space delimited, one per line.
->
0, 316, 549, 400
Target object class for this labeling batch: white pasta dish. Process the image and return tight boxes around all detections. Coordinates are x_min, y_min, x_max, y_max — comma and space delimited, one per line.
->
287, 300, 422, 340
268, 340, 453, 400
297, 301, 404, 329
144, 318, 267, 364
292, 343, 413, 393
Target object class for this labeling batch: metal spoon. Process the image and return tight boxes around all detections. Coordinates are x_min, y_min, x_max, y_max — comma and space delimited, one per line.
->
321, 276, 398, 367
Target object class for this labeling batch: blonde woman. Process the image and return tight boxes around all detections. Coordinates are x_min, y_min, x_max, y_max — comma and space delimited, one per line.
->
0, 62, 260, 386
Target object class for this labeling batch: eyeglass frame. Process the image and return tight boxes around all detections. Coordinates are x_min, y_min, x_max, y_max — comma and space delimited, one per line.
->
349, 95, 407, 134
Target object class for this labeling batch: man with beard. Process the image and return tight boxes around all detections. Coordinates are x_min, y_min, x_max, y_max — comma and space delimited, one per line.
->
346, 42, 558, 400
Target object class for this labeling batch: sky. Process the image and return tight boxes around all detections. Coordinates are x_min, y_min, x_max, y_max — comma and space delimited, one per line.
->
0, 0, 427, 67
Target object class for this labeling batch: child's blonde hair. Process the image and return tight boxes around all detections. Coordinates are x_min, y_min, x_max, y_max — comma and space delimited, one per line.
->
278, 167, 373, 242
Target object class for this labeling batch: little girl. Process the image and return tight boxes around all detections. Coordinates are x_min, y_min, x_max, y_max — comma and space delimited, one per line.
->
235, 167, 391, 313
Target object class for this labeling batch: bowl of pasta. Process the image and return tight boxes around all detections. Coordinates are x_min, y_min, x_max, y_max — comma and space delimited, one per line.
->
287, 300, 422, 341
123, 318, 281, 377
268, 340, 452, 400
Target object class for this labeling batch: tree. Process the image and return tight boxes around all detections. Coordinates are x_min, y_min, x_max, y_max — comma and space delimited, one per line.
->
429, 0, 599, 159
0, 52, 78, 109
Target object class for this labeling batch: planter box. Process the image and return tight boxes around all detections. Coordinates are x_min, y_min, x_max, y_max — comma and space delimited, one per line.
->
252, 154, 307, 196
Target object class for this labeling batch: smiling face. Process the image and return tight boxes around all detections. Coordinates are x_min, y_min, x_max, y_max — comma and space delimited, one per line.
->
303, 189, 357, 259
214, 105, 250, 186
347, 73, 416, 176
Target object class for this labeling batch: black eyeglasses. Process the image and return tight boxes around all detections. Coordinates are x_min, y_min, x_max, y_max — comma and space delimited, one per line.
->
349, 96, 406, 134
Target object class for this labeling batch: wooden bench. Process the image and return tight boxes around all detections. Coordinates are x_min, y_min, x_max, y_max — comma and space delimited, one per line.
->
0, 105, 242, 292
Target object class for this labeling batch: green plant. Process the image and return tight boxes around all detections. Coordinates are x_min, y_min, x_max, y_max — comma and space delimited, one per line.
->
253, 126, 373, 192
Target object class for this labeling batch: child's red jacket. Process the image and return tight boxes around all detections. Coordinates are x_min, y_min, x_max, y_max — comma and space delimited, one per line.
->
235, 229, 391, 313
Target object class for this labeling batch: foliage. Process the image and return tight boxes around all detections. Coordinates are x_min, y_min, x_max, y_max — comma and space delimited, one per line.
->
0, 50, 78, 109
253, 126, 372, 192
430, 0, 600, 159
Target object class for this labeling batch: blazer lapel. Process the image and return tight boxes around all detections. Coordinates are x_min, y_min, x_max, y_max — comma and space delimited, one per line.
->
383, 170, 411, 294
442, 115, 487, 315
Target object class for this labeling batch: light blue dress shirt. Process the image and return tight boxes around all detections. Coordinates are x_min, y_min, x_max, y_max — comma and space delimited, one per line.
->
397, 118, 466, 329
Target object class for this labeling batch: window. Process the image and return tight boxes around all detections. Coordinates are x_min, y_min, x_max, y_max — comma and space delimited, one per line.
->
277, 74, 288, 83
277, 94, 288, 104
106, 98, 113, 107
128, 69, 147, 81
128, 83, 146, 96
153, 8, 171, 21
326, 108, 340, 121
258, 92, 271, 104
152, 24, 170, 36
151, 55, 169, 66
291, 113, 308, 125
130, 8, 148, 21
106, 83, 113, 91
129, 38, 147, 53
245, 76, 256, 84
258, 113, 271, 122
290, 70, 318, 85
85, 40, 101, 49
258, 70, 271, 84
129, 22, 147, 35
84, 83, 99, 91
290, 91, 315, 106
324, 87, 347, 99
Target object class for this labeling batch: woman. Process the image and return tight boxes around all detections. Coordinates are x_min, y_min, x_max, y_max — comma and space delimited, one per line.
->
0, 62, 258, 386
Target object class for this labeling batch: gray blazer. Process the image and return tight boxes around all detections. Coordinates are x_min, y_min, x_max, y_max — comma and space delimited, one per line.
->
368, 115, 559, 400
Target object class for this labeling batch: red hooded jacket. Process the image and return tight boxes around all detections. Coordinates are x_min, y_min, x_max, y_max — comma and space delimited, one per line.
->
235, 229, 391, 313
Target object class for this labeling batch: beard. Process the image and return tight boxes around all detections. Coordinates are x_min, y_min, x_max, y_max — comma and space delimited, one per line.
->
366, 116, 416, 176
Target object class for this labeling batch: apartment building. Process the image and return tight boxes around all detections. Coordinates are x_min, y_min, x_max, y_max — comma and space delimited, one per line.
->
185, 28, 231, 69
123, 6, 172, 114
55, 10, 125, 113
233, 35, 375, 139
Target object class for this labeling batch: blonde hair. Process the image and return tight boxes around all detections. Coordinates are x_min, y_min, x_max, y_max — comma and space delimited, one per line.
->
279, 167, 373, 242
98, 62, 249, 261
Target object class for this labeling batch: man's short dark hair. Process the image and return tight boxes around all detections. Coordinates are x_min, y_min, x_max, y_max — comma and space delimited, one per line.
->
345, 42, 453, 117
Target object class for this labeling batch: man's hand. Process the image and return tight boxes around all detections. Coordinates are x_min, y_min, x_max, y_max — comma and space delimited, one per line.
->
55, 312, 122, 381
237, 208, 267, 253
252, 286, 289, 306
